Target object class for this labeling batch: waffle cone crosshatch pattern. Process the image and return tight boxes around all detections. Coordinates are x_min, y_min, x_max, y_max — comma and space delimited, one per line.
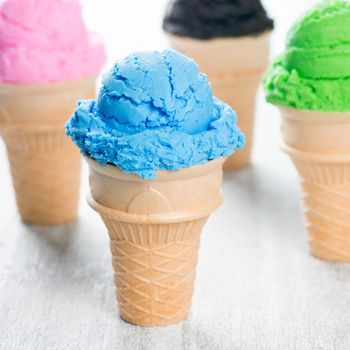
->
1, 0, 350, 347
87, 157, 225, 326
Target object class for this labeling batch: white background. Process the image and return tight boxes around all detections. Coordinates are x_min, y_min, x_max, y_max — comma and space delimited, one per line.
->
1, 1, 349, 349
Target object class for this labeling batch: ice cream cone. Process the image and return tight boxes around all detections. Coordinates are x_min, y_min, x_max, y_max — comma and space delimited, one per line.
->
0, 76, 96, 224
168, 32, 271, 169
280, 107, 350, 262
86, 157, 225, 326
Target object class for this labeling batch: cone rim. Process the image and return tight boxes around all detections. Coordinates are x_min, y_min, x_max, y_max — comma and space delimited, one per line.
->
0, 75, 97, 96
279, 106, 350, 123
282, 143, 350, 163
85, 156, 225, 182
0, 123, 66, 133
87, 193, 214, 224
166, 30, 272, 45
209, 67, 266, 83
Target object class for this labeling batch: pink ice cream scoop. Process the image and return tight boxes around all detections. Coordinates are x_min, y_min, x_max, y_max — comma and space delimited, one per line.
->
0, 0, 105, 84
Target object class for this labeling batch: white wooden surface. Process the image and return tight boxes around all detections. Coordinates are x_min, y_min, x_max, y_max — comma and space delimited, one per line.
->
1, 1, 349, 349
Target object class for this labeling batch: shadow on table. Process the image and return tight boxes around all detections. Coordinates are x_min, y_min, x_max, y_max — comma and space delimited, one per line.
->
13, 217, 116, 314
23, 220, 78, 253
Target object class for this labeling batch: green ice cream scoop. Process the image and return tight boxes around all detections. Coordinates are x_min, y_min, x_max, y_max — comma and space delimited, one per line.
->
264, 0, 350, 112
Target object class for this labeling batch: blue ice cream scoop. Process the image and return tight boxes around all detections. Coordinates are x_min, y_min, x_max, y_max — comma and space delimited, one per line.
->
66, 49, 245, 179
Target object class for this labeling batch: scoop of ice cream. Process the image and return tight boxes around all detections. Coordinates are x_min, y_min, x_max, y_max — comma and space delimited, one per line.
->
97, 50, 214, 135
0, 0, 105, 84
66, 50, 245, 179
163, 0, 273, 40
264, 0, 350, 111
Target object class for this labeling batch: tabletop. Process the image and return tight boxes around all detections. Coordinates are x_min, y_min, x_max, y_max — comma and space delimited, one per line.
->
1, 1, 349, 349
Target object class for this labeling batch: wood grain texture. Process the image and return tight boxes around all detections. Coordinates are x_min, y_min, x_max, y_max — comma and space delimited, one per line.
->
1, 0, 350, 349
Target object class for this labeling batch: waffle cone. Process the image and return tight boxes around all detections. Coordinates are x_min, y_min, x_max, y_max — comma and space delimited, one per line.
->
0, 77, 96, 224
168, 32, 271, 169
280, 107, 350, 261
87, 158, 225, 326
